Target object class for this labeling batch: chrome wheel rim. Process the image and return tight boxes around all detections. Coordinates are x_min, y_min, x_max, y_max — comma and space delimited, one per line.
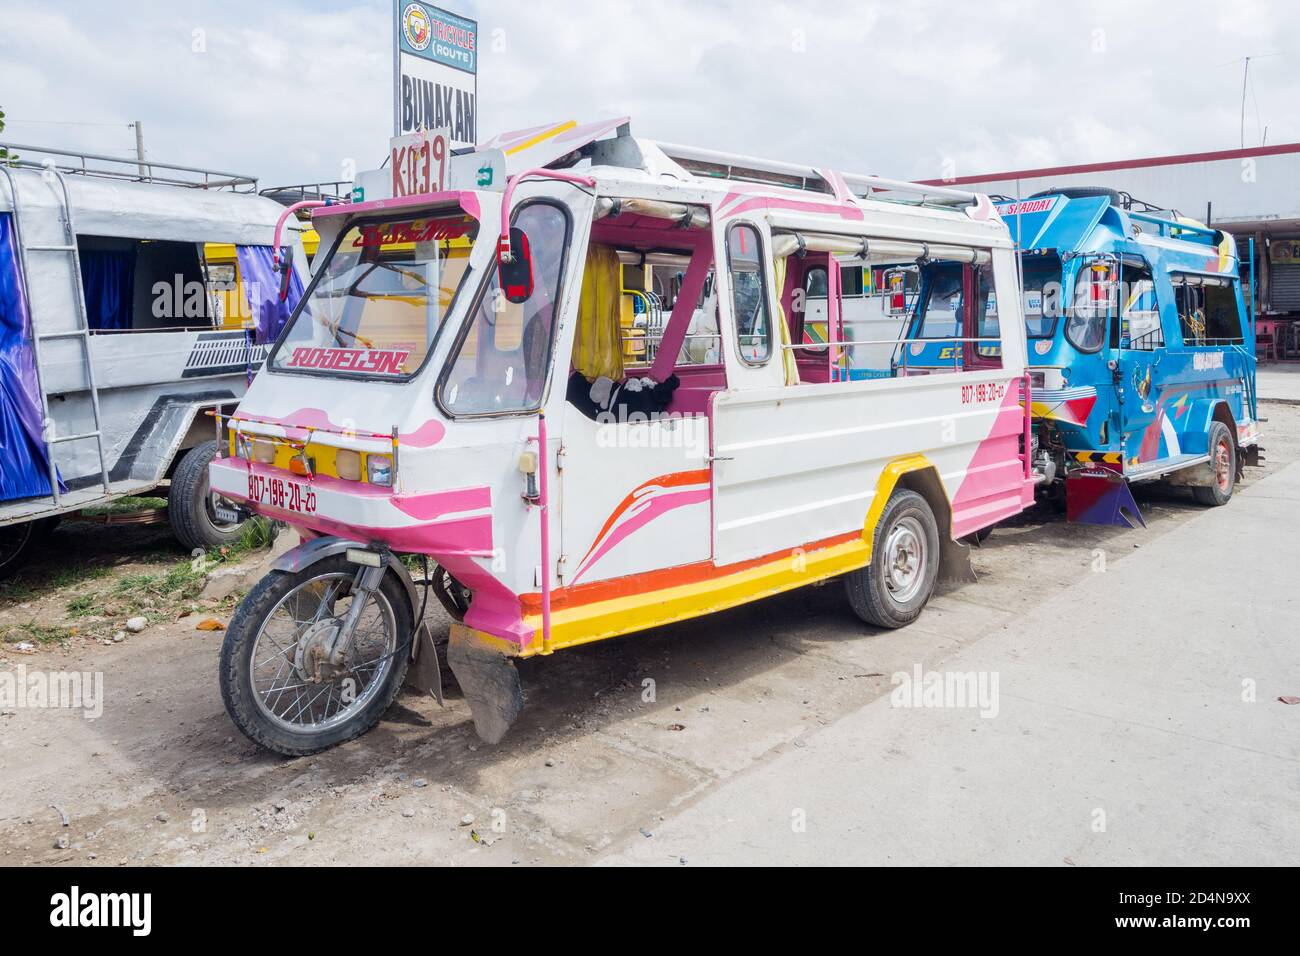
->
250, 572, 397, 734
884, 516, 927, 604
202, 473, 242, 533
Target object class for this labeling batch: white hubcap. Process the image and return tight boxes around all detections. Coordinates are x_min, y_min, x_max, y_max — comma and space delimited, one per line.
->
884, 516, 926, 604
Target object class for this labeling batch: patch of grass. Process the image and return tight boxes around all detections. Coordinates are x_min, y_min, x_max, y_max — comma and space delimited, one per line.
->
2, 561, 114, 604
44, 563, 114, 590
79, 496, 168, 517
2, 621, 74, 645
2, 515, 280, 639
65, 593, 97, 617
209, 517, 276, 562
114, 558, 207, 611
116, 564, 203, 603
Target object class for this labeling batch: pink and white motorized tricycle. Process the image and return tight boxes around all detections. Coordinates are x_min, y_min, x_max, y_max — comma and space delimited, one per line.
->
211, 119, 1038, 755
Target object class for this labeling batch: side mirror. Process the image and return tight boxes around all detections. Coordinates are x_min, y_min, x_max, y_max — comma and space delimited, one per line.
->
497, 227, 534, 304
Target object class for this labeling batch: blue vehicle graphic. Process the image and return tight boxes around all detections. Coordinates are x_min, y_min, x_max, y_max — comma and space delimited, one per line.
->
979, 187, 1259, 526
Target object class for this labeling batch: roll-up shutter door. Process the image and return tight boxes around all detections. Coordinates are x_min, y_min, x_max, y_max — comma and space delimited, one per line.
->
1272, 263, 1300, 311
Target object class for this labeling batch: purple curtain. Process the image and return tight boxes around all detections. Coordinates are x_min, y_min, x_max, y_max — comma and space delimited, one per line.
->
80, 248, 135, 330
236, 245, 304, 345
0, 213, 64, 501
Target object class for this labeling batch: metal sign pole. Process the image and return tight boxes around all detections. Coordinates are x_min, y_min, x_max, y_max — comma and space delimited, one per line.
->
392, 0, 401, 137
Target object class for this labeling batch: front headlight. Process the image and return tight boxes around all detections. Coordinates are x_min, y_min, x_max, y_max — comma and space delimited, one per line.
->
234, 434, 253, 460
367, 454, 393, 486
335, 449, 362, 481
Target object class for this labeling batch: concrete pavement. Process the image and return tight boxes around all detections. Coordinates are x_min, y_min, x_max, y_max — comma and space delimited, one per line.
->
1259, 364, 1300, 404
602, 459, 1300, 866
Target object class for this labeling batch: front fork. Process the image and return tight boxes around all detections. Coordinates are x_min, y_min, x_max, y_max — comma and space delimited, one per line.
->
325, 562, 388, 667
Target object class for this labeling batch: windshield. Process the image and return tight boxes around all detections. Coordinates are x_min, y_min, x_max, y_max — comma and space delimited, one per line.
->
918, 264, 963, 338
1021, 257, 1062, 338
270, 212, 478, 378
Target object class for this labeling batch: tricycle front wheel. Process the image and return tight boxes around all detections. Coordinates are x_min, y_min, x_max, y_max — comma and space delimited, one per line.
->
218, 555, 411, 756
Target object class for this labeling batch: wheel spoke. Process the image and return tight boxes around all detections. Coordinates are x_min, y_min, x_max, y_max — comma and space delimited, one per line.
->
247, 571, 397, 733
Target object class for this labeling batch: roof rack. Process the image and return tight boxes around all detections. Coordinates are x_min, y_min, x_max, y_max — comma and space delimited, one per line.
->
0, 142, 258, 191
652, 141, 982, 207
260, 180, 353, 207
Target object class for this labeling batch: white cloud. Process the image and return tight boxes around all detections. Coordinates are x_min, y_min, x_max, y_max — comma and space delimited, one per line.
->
1, 0, 1297, 190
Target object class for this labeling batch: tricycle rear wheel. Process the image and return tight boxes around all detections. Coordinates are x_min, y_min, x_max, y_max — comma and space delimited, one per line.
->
1191, 422, 1236, 508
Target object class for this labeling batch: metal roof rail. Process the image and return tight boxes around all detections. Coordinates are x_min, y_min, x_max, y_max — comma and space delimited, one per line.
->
0, 142, 258, 191
260, 180, 353, 206
652, 140, 982, 207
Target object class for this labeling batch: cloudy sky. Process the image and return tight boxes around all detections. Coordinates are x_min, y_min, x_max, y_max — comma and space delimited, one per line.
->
1, 0, 1296, 188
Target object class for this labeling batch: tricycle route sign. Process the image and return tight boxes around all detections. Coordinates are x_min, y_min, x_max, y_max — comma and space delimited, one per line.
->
393, 2, 478, 147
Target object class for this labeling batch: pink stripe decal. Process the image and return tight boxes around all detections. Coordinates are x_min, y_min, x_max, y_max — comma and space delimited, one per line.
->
572, 485, 710, 585
720, 193, 865, 223
401, 419, 447, 448
950, 383, 1033, 537
391, 485, 490, 521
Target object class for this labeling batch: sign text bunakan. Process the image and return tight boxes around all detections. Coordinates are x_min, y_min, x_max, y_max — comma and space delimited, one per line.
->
394, 2, 477, 148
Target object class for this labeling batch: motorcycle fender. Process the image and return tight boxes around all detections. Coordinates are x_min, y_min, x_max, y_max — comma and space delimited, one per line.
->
272, 536, 422, 623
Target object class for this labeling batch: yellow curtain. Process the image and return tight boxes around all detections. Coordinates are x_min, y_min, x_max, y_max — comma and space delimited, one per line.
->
572, 243, 625, 381
773, 255, 800, 386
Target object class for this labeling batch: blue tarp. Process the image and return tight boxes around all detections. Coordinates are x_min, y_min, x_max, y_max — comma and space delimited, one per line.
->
80, 248, 135, 330
236, 245, 303, 345
0, 213, 63, 502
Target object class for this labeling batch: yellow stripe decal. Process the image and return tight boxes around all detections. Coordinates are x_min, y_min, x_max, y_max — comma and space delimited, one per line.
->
505, 120, 578, 157
510, 454, 942, 658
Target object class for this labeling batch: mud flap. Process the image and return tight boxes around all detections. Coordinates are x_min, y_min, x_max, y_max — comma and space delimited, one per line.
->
935, 536, 978, 594
1066, 472, 1146, 528
445, 623, 523, 744
403, 621, 444, 706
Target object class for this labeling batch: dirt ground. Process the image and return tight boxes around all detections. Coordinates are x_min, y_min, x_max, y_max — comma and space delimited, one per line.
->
3, 403, 1297, 867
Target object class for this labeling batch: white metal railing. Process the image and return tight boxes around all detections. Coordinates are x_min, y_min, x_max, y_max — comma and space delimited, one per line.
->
785, 334, 1004, 375
0, 141, 258, 191
654, 140, 982, 208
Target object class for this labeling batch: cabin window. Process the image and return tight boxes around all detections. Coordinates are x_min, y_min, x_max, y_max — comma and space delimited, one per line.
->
840, 265, 865, 298
1173, 274, 1242, 345
77, 236, 216, 332
904, 257, 1003, 371
440, 201, 570, 415
1120, 265, 1161, 350
917, 263, 964, 340
638, 267, 721, 368
1021, 257, 1063, 338
1064, 261, 1116, 354
1203, 282, 1243, 342
974, 264, 1000, 340
804, 266, 828, 299
1064, 311, 1106, 353
273, 211, 478, 379
726, 223, 772, 365
797, 265, 829, 347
